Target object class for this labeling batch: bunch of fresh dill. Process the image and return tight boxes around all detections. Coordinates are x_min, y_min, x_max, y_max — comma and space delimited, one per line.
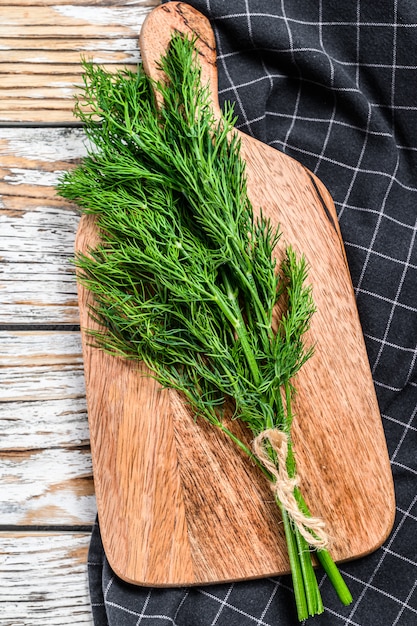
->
57, 34, 352, 620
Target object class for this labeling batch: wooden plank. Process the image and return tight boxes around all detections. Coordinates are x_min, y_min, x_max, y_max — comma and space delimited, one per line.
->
1, 362, 85, 402
0, 447, 95, 526
0, 2, 158, 122
0, 127, 85, 324
1, 398, 89, 451
0, 532, 93, 626
0, 3, 156, 30
0, 331, 96, 525
3, 48, 139, 65
0, 126, 88, 174
0, 36, 139, 50
3, 0, 152, 5
0, 332, 85, 402
1, 331, 83, 366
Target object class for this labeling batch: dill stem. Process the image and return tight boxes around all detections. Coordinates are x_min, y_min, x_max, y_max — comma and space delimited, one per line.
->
315, 550, 353, 606
229, 248, 273, 336
295, 526, 324, 616
220, 415, 329, 621
283, 380, 296, 477
215, 274, 262, 387
294, 489, 352, 607
280, 504, 309, 621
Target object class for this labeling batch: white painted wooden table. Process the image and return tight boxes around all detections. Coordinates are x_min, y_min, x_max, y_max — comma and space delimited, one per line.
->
0, 2, 158, 623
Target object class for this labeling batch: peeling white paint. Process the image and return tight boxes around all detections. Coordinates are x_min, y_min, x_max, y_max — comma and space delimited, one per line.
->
0, 447, 96, 524
0, 365, 86, 402
0, 127, 88, 162
1, 331, 83, 363
53, 4, 151, 29
0, 398, 89, 450
0, 534, 93, 625
4, 167, 66, 187
83, 37, 138, 52
23, 56, 51, 64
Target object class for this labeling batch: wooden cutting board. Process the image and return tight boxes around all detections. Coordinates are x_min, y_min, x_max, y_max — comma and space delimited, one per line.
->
76, 1, 395, 587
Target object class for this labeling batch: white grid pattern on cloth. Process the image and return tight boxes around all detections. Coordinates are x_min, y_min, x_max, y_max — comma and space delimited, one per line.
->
87, 1, 417, 625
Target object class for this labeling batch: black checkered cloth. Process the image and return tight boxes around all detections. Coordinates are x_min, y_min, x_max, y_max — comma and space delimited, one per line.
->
88, 1, 417, 624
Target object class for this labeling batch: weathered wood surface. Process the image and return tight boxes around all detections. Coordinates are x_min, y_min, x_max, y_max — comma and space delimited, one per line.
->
1, 0, 159, 122
0, 533, 93, 626
0, 0, 157, 623
0, 127, 87, 324
0, 332, 96, 526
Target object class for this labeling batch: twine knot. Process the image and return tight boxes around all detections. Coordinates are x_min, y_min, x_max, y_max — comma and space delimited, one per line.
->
252, 428, 329, 550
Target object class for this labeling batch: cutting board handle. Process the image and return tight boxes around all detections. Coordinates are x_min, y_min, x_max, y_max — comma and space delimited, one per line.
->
140, 2, 221, 117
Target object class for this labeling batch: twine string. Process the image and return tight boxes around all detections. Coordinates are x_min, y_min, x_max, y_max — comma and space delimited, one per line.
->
252, 428, 329, 550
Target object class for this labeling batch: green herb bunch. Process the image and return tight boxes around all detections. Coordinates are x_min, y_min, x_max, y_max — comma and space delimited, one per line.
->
57, 34, 352, 620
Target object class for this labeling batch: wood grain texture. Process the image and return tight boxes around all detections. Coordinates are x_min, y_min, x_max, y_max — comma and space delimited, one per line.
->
76, 2, 395, 587
0, 532, 93, 626
1, 397, 89, 450
0, 331, 96, 525
0, 127, 86, 324
0, 1, 159, 122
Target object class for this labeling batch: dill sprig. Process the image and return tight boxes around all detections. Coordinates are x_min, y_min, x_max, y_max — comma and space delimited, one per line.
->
57, 34, 352, 620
